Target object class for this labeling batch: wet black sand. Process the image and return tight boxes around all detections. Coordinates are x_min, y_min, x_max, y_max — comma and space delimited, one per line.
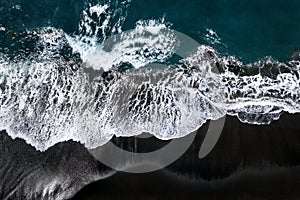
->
71, 166, 300, 200
71, 114, 300, 200
0, 113, 300, 199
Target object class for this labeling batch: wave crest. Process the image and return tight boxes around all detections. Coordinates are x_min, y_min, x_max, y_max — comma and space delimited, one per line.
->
1, 2, 300, 151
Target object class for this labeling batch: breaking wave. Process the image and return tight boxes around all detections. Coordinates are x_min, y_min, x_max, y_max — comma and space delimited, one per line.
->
0, 2, 300, 151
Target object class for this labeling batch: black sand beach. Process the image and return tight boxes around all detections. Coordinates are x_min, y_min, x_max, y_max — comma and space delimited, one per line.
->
70, 114, 300, 199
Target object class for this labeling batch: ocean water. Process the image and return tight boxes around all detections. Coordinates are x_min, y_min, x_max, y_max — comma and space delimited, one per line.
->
124, 0, 300, 62
1, 0, 300, 150
0, 0, 300, 199
2, 0, 300, 61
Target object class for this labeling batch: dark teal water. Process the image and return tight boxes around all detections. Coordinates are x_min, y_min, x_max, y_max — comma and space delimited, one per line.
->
1, 0, 300, 62
125, 0, 300, 62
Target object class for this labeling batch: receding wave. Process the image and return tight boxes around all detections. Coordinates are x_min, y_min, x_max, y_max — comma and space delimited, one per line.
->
0, 2, 300, 151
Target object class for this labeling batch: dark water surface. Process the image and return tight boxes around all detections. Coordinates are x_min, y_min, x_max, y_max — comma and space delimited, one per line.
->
1, 0, 300, 61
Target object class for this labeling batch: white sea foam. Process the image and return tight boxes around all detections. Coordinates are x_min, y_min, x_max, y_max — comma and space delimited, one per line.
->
0, 3, 300, 151
205, 28, 221, 45
67, 16, 177, 71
